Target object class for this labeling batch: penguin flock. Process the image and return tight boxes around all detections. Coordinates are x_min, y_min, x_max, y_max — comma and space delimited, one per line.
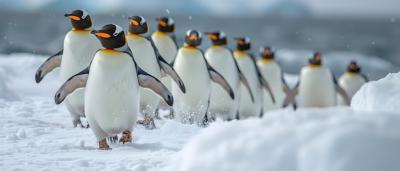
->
35, 9, 368, 150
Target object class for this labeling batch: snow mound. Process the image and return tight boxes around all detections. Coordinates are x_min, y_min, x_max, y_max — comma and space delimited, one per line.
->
166, 108, 400, 171
351, 72, 400, 113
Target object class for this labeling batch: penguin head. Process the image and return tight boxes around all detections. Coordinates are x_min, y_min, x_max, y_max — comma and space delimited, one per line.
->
64, 9, 92, 30
206, 31, 227, 46
309, 52, 322, 66
260, 46, 274, 59
156, 17, 175, 33
128, 16, 148, 35
347, 61, 361, 73
235, 37, 251, 51
91, 24, 126, 49
185, 30, 202, 47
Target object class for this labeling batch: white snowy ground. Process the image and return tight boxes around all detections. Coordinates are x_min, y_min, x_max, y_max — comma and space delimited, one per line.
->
0, 53, 399, 171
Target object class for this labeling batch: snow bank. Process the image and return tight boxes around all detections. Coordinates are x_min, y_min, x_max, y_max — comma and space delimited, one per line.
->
351, 72, 400, 113
166, 107, 400, 171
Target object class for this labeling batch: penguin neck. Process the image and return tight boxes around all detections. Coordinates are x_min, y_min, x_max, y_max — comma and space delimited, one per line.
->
72, 27, 91, 32
234, 50, 248, 58
211, 45, 226, 49
155, 30, 169, 36
183, 45, 199, 51
259, 57, 274, 63
308, 64, 322, 68
127, 33, 145, 39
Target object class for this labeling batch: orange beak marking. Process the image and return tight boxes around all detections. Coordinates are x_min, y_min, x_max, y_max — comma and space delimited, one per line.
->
95, 32, 111, 38
130, 20, 139, 26
68, 16, 81, 21
159, 20, 167, 27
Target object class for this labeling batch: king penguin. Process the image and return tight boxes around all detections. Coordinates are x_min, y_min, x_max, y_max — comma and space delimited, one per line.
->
151, 17, 179, 116
173, 30, 235, 125
54, 24, 173, 150
291, 53, 350, 108
337, 61, 368, 105
126, 16, 185, 129
204, 31, 254, 121
34, 9, 101, 128
233, 37, 275, 119
256, 47, 292, 111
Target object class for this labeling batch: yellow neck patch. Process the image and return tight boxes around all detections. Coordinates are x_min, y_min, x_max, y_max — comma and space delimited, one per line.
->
154, 30, 167, 37
308, 64, 321, 68
71, 29, 90, 34
126, 33, 144, 39
234, 50, 247, 58
100, 49, 119, 55
211, 45, 224, 49
259, 58, 273, 64
345, 72, 358, 76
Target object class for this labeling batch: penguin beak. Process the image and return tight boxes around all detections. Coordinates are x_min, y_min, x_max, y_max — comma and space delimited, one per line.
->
91, 30, 111, 38
158, 20, 167, 27
130, 19, 140, 26
65, 14, 81, 21
208, 34, 218, 41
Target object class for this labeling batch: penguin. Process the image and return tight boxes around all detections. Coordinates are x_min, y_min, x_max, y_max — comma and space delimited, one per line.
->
34, 9, 101, 128
337, 61, 368, 105
151, 17, 179, 116
172, 30, 235, 125
290, 53, 350, 108
204, 31, 254, 121
233, 37, 275, 119
126, 16, 185, 129
256, 47, 292, 111
54, 24, 173, 150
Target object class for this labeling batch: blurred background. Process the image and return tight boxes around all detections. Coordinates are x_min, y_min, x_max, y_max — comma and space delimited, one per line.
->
0, 0, 399, 79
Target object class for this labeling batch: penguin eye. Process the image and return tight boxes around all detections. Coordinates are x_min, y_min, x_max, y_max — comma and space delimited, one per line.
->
113, 32, 119, 36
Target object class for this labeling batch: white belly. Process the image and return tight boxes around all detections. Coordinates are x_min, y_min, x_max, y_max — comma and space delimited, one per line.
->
127, 36, 161, 115
85, 51, 138, 137
257, 61, 286, 112
337, 73, 366, 105
234, 55, 262, 119
205, 47, 240, 120
151, 33, 177, 63
173, 48, 211, 124
298, 66, 336, 107
59, 31, 101, 116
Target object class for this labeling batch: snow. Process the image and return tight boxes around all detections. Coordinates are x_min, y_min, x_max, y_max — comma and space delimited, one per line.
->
166, 108, 400, 171
0, 53, 399, 170
351, 72, 400, 113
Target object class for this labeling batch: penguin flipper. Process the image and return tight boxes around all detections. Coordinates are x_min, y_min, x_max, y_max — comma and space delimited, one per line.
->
146, 36, 186, 93
282, 81, 299, 109
35, 49, 63, 83
249, 53, 276, 103
336, 84, 351, 105
208, 67, 235, 99
137, 67, 174, 106
230, 49, 254, 102
361, 73, 369, 82
54, 67, 89, 105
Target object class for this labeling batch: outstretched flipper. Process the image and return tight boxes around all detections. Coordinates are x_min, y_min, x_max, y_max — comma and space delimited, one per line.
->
336, 84, 350, 105
283, 81, 299, 109
249, 54, 275, 103
35, 49, 63, 83
146, 36, 186, 93
54, 67, 89, 104
137, 67, 174, 106
208, 66, 235, 100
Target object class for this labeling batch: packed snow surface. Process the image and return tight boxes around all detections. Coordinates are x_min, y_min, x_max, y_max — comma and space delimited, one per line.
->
0, 53, 399, 170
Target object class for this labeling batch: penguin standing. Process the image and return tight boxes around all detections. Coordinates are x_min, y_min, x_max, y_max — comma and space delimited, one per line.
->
337, 61, 368, 105
256, 47, 291, 111
233, 37, 275, 119
35, 9, 101, 127
291, 53, 350, 108
172, 30, 235, 125
54, 24, 173, 150
204, 31, 254, 121
126, 16, 185, 128
151, 17, 179, 115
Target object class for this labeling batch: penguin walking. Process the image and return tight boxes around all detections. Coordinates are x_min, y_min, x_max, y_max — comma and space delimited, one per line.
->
54, 24, 173, 150
256, 47, 292, 111
290, 53, 350, 108
126, 16, 185, 129
233, 37, 275, 119
151, 17, 179, 116
35, 9, 101, 128
337, 61, 368, 105
204, 31, 254, 121
173, 30, 235, 125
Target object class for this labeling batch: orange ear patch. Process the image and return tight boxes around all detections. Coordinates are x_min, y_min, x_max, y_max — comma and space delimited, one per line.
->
189, 34, 197, 41
159, 20, 167, 27
237, 39, 245, 45
208, 34, 218, 40
95, 32, 111, 38
130, 20, 139, 26
68, 16, 81, 21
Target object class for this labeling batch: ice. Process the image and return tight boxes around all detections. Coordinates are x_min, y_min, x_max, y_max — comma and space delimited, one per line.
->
351, 72, 400, 113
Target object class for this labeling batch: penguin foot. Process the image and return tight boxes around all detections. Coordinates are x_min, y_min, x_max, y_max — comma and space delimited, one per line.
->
119, 130, 132, 144
72, 119, 84, 128
98, 139, 111, 150
107, 135, 118, 143
164, 109, 175, 119
154, 110, 162, 120
137, 117, 157, 129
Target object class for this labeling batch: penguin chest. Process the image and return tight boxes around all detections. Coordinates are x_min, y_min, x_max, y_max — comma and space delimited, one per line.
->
205, 48, 239, 112
257, 61, 285, 109
151, 33, 177, 63
235, 56, 262, 110
339, 74, 366, 98
298, 66, 336, 107
85, 51, 138, 134
173, 48, 210, 111
127, 37, 161, 111
60, 31, 100, 82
